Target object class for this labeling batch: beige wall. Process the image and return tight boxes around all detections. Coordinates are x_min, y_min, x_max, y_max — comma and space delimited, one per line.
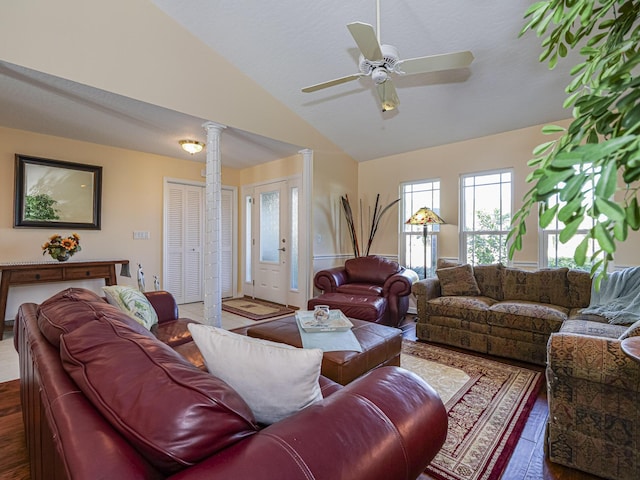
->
0, 126, 214, 317
358, 120, 640, 269
239, 154, 302, 185
0, 0, 359, 266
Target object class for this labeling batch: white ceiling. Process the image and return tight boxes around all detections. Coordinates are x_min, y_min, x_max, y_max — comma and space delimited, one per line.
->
151, 0, 577, 162
0, 1, 578, 165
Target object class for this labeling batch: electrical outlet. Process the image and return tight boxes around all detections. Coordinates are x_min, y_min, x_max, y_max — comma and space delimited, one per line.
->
133, 231, 150, 240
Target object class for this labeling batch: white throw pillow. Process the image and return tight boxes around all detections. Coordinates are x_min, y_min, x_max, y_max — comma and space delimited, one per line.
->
102, 285, 158, 330
188, 324, 323, 424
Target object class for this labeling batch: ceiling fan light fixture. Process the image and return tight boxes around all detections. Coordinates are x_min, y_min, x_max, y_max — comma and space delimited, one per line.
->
179, 139, 205, 155
371, 67, 389, 85
381, 100, 397, 112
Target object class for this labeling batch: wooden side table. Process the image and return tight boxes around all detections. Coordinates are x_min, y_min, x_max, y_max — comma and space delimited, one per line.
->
621, 337, 640, 365
0, 260, 129, 340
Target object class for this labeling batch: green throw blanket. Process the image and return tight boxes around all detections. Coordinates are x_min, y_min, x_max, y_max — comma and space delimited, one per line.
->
582, 266, 640, 325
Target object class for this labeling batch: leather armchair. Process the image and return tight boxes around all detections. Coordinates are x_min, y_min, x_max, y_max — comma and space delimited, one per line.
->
314, 255, 418, 326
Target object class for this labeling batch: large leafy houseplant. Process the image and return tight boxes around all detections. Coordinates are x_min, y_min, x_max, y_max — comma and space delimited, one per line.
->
508, 0, 640, 288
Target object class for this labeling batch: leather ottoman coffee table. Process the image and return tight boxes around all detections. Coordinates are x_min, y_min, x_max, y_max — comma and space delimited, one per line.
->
244, 315, 402, 385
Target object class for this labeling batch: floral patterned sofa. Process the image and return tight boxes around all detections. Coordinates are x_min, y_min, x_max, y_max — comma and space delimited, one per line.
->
413, 260, 640, 479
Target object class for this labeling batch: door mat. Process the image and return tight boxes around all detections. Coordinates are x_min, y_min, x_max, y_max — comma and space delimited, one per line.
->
401, 341, 543, 480
222, 297, 296, 321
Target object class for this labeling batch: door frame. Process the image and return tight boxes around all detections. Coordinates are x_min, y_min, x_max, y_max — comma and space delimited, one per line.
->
241, 174, 308, 308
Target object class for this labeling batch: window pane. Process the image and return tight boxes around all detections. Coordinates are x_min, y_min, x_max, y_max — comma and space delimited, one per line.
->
259, 191, 279, 263
404, 233, 437, 279
245, 195, 252, 282
542, 166, 596, 269
290, 187, 298, 290
466, 234, 508, 265
546, 232, 593, 270
461, 170, 512, 265
400, 179, 440, 279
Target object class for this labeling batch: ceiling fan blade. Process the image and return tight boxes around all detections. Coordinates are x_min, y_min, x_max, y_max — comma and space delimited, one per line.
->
301, 73, 364, 93
376, 79, 400, 112
347, 22, 383, 62
396, 51, 474, 75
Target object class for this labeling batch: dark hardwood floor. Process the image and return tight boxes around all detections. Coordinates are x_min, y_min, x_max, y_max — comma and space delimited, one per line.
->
0, 379, 30, 479
0, 319, 601, 479
398, 316, 601, 480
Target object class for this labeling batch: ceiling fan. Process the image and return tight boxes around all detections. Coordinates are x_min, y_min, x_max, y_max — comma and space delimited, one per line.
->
301, 1, 474, 112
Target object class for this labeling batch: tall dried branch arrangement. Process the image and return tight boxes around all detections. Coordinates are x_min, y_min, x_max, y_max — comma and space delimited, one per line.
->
341, 194, 400, 257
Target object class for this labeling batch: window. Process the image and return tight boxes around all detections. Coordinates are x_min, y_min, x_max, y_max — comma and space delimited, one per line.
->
400, 180, 441, 279
244, 195, 252, 283
461, 170, 512, 265
290, 185, 299, 290
541, 167, 597, 270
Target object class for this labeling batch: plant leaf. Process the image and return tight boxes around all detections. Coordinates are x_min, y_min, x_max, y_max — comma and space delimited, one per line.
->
594, 222, 616, 253
574, 235, 589, 266
539, 203, 559, 228
595, 160, 618, 199
625, 197, 640, 229
559, 215, 584, 243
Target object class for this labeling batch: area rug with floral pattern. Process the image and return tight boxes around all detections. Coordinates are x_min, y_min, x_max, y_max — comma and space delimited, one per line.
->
401, 341, 543, 480
221, 296, 295, 321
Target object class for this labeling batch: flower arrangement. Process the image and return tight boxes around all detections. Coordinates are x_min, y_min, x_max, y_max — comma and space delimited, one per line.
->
42, 233, 81, 261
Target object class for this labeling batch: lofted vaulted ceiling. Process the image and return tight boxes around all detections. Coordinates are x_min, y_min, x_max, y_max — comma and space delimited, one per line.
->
0, 1, 578, 165
151, 0, 577, 162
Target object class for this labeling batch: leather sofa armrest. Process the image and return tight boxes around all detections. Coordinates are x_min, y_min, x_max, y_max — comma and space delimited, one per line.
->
144, 291, 179, 323
412, 277, 442, 301
383, 268, 418, 297
170, 367, 447, 480
314, 266, 348, 292
547, 333, 640, 390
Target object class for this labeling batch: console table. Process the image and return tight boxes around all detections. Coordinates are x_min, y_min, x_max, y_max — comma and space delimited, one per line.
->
0, 259, 129, 340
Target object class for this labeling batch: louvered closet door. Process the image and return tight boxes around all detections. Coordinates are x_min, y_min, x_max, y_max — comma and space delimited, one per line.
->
184, 186, 203, 303
221, 188, 233, 298
165, 182, 203, 304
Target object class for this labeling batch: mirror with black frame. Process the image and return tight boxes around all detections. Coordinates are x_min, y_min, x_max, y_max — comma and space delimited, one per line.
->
14, 154, 102, 229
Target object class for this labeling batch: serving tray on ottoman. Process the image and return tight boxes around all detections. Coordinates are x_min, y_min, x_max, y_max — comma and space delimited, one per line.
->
244, 316, 402, 385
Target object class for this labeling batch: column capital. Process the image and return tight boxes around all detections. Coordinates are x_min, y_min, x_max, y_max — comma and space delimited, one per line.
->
202, 121, 227, 134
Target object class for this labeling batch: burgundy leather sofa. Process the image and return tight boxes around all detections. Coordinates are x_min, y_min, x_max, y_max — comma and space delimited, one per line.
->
14, 287, 447, 480
312, 255, 418, 326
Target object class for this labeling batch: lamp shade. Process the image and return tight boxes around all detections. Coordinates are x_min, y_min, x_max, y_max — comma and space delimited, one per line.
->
406, 207, 445, 225
179, 140, 205, 155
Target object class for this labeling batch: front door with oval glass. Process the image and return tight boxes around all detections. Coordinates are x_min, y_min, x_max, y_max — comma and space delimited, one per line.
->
253, 181, 288, 305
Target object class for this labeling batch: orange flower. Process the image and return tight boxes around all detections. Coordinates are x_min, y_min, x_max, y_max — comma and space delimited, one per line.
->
61, 238, 76, 250
42, 233, 81, 258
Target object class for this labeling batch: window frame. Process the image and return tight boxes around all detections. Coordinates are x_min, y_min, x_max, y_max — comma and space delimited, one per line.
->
460, 168, 513, 266
539, 166, 598, 271
399, 178, 441, 279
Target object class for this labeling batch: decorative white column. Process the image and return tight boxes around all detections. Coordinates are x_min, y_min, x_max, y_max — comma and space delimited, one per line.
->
202, 121, 226, 327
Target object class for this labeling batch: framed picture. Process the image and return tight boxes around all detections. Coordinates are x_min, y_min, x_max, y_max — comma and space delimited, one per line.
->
14, 154, 102, 229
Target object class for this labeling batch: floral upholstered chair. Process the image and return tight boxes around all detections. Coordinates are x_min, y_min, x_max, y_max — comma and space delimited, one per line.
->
546, 318, 640, 480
